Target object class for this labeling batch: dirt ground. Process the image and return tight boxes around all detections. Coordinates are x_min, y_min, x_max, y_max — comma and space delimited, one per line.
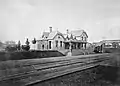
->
29, 53, 120, 86
31, 65, 120, 86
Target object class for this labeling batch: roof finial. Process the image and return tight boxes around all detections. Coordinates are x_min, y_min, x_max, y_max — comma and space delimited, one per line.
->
70, 34, 73, 39
66, 29, 69, 34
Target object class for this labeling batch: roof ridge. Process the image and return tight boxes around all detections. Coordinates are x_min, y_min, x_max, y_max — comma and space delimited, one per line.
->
71, 29, 84, 31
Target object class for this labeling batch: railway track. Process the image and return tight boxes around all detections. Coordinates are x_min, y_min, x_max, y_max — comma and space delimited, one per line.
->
0, 53, 113, 86
25, 58, 110, 86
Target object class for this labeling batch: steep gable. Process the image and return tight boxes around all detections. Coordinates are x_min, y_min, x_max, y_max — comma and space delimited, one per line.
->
71, 30, 84, 37
47, 31, 65, 40
42, 32, 50, 38
80, 32, 88, 38
71, 30, 88, 38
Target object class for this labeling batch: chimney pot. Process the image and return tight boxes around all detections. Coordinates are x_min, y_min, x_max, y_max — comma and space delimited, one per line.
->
66, 29, 69, 34
49, 27, 52, 32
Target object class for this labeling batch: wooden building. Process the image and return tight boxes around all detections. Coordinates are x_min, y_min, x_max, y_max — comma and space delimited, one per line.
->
36, 27, 88, 56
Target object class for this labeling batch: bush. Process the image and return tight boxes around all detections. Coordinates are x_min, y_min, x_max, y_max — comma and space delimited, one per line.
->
21, 45, 30, 51
5, 45, 17, 52
0, 50, 65, 61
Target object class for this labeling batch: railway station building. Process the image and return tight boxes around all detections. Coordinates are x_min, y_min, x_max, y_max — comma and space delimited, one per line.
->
36, 27, 88, 55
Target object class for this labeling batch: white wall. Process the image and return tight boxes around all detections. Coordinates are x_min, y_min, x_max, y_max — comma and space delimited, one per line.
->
30, 43, 37, 50
52, 34, 64, 50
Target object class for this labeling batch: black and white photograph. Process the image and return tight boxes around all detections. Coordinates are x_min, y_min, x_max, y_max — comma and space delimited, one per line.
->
0, 0, 120, 86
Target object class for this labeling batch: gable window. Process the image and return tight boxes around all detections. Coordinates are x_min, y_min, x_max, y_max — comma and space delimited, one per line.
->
56, 40, 58, 47
82, 37, 83, 40
60, 41, 62, 47
58, 35, 60, 38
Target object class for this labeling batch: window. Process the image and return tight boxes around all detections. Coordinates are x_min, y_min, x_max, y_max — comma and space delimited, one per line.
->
82, 37, 83, 40
49, 41, 51, 49
56, 40, 58, 47
42, 45, 44, 49
60, 41, 62, 47
84, 37, 87, 41
58, 36, 60, 38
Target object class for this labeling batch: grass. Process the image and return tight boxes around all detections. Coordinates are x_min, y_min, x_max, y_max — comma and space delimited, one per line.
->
0, 50, 65, 61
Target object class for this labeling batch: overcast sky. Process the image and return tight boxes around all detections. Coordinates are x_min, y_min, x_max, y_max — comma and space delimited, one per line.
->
0, 0, 120, 44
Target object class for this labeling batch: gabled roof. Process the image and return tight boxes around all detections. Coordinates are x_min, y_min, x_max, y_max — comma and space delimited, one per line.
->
47, 31, 64, 39
71, 30, 88, 38
42, 32, 50, 38
39, 29, 88, 41
63, 34, 67, 38
101, 40, 120, 43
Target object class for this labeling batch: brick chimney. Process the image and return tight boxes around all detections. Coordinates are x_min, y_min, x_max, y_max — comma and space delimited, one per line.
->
49, 27, 52, 33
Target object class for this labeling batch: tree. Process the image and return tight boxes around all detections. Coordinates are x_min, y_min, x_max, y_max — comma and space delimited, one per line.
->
21, 45, 30, 51
32, 38, 36, 50
23, 38, 30, 51
0, 41, 3, 47
17, 40, 21, 50
25, 38, 30, 46
32, 38, 36, 44
5, 45, 17, 52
